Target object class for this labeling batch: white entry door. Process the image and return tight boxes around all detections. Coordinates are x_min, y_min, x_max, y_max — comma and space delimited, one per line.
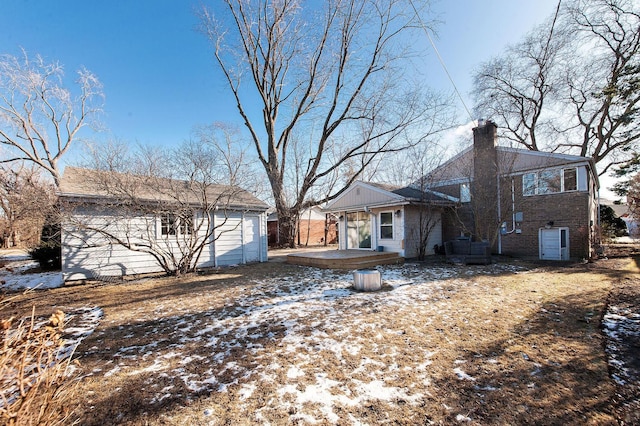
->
539, 227, 569, 260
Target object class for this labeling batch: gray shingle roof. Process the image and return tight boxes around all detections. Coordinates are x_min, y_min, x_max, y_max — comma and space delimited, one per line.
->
59, 167, 269, 210
366, 181, 455, 204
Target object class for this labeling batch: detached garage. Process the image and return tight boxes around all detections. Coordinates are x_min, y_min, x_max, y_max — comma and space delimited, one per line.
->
59, 167, 269, 281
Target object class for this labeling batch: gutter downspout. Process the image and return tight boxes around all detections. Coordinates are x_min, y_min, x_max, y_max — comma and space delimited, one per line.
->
501, 178, 518, 235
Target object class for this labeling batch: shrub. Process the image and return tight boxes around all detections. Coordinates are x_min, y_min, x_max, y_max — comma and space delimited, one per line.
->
600, 205, 628, 241
28, 242, 61, 271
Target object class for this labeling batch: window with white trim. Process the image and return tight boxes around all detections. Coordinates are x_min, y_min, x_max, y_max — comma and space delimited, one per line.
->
563, 168, 577, 191
379, 212, 393, 239
523, 168, 578, 196
460, 182, 471, 203
160, 212, 193, 236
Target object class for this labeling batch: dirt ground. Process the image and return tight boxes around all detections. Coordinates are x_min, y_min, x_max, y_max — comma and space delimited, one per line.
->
2, 246, 640, 425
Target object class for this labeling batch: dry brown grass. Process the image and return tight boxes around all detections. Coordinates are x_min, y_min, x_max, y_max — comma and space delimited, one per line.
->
2, 254, 638, 425
0, 308, 79, 426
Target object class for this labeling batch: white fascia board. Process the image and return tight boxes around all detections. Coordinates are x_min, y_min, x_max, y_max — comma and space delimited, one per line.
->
498, 146, 591, 162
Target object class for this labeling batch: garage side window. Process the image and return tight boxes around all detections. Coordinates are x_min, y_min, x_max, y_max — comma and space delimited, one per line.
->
379, 212, 393, 239
160, 212, 193, 236
161, 213, 177, 236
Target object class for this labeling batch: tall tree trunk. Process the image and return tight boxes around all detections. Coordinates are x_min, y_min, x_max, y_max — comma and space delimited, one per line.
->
277, 210, 298, 249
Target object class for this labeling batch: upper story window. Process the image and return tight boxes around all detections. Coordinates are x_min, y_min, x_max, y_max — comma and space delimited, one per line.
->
564, 168, 577, 191
379, 212, 393, 239
523, 168, 578, 196
460, 183, 471, 203
160, 212, 193, 236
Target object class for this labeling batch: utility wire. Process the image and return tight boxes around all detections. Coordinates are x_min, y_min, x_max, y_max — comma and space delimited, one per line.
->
408, 0, 474, 122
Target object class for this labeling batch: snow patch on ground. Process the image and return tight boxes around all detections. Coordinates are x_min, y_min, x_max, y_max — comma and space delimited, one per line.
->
4, 248, 638, 423
79, 263, 531, 423
602, 305, 640, 385
0, 252, 63, 291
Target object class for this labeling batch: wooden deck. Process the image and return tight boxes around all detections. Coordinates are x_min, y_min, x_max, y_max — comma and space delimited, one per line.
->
286, 249, 403, 269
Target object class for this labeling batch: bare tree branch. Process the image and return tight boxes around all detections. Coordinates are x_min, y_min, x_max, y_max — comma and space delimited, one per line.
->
201, 0, 450, 246
0, 51, 103, 187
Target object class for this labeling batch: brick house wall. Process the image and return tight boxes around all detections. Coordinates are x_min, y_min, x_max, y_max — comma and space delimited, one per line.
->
471, 122, 500, 245
498, 174, 592, 259
297, 218, 337, 246
268, 216, 338, 247
426, 120, 599, 260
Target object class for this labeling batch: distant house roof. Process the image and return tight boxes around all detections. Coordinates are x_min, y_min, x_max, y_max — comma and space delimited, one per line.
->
59, 166, 269, 211
600, 198, 631, 218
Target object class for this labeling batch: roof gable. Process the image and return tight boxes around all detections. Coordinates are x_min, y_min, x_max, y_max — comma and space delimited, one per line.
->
325, 181, 406, 211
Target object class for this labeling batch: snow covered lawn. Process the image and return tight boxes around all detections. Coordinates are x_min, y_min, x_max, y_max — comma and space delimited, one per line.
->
3, 255, 639, 424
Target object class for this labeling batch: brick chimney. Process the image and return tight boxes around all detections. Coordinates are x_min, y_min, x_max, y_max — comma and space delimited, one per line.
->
471, 120, 499, 243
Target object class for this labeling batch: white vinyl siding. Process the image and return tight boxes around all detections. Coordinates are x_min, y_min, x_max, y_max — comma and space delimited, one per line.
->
327, 182, 404, 210
62, 209, 175, 280
62, 206, 266, 280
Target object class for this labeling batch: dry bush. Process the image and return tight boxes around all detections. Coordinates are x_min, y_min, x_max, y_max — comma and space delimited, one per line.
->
0, 307, 79, 426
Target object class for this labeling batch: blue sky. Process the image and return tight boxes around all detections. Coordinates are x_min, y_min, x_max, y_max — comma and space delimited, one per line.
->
2, 0, 559, 153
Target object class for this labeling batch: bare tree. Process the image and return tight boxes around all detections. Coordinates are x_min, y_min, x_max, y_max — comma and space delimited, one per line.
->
201, 0, 449, 247
472, 1, 565, 150
472, 0, 640, 175
0, 51, 103, 187
401, 145, 448, 260
191, 122, 266, 196
63, 141, 265, 276
0, 163, 55, 248
561, 0, 640, 174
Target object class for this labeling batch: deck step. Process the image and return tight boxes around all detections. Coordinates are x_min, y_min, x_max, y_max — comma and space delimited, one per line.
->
286, 250, 403, 269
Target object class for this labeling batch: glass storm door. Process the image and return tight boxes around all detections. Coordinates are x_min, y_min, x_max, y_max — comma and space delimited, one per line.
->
346, 211, 372, 249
